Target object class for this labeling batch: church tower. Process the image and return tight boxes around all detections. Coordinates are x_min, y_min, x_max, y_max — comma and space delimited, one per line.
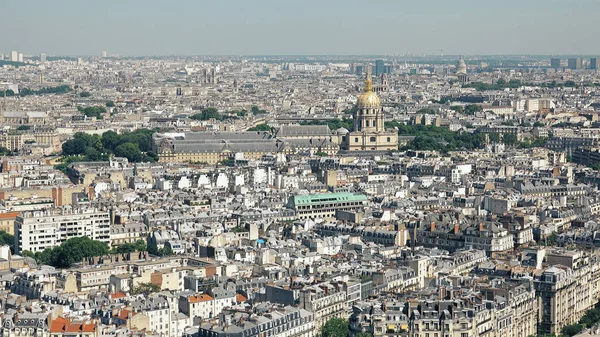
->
342, 70, 398, 151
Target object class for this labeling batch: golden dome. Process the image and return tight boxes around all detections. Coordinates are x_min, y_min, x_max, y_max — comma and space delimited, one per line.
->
357, 77, 381, 108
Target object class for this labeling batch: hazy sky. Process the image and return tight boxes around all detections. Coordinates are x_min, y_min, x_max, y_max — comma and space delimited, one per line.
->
3, 0, 599, 56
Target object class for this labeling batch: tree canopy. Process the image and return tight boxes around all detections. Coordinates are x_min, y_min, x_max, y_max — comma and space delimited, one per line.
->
60, 129, 158, 165
111, 240, 147, 254
247, 123, 271, 132
300, 118, 354, 131
19, 85, 72, 96
78, 106, 106, 119
27, 237, 109, 268
0, 231, 14, 252
321, 318, 349, 337
79, 91, 91, 98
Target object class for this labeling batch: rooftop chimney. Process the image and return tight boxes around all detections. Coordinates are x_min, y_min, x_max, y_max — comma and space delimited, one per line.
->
430, 222, 435, 232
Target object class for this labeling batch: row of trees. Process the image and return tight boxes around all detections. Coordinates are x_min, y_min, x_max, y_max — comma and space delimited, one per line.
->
23, 237, 151, 268
300, 118, 354, 131
450, 104, 483, 115
61, 129, 158, 164
247, 124, 271, 132
20, 85, 72, 96
23, 237, 109, 268
190, 106, 267, 121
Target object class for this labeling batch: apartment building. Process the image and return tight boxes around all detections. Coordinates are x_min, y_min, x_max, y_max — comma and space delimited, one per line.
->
298, 282, 347, 332
14, 208, 111, 253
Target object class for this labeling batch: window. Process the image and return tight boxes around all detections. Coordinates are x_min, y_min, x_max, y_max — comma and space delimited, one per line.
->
366, 120, 369, 127
354, 137, 359, 143
370, 137, 376, 142
387, 137, 391, 142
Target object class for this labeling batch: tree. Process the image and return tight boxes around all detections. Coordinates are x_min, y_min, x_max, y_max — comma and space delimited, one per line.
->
251, 105, 267, 115
247, 124, 271, 132
101, 130, 121, 152
131, 282, 160, 296
106, 101, 115, 107
321, 318, 349, 337
356, 333, 372, 337
0, 231, 14, 252
416, 107, 436, 114
111, 240, 147, 254
533, 121, 544, 127
464, 104, 483, 115
502, 133, 518, 146
17, 125, 31, 131
562, 324, 584, 337
79, 91, 91, 98
79, 106, 106, 119
114, 143, 143, 162
33, 237, 109, 268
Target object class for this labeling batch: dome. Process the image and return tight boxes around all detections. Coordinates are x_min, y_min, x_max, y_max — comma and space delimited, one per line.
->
335, 127, 349, 135
456, 57, 467, 74
357, 77, 381, 108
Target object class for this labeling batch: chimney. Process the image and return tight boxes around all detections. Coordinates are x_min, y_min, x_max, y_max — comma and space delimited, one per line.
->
454, 222, 460, 234
430, 222, 435, 232
479, 222, 484, 231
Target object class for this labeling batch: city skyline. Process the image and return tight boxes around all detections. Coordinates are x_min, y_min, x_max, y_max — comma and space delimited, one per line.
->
4, 0, 600, 56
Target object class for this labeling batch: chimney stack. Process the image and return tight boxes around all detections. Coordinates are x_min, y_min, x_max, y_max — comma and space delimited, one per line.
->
454, 222, 460, 234
479, 222, 484, 231
430, 222, 435, 232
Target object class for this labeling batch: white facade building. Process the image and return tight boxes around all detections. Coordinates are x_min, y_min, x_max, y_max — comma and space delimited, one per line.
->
14, 208, 111, 253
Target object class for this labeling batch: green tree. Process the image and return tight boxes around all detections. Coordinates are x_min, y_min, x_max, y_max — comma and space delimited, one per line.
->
79, 106, 106, 119
533, 121, 544, 127
79, 91, 91, 98
101, 131, 121, 152
416, 107, 436, 114
106, 101, 115, 107
356, 332, 373, 337
131, 282, 160, 296
321, 318, 349, 337
450, 106, 463, 114
464, 104, 483, 115
0, 231, 14, 252
251, 105, 267, 115
111, 240, 147, 254
114, 143, 143, 162
33, 237, 109, 268
248, 124, 271, 132
502, 133, 518, 146
17, 125, 31, 131
562, 324, 584, 337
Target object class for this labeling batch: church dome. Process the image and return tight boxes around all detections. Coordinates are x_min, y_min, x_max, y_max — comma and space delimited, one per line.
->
335, 127, 349, 135
357, 77, 381, 108
456, 57, 467, 74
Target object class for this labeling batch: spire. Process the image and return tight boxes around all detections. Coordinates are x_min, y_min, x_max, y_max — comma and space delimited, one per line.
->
365, 67, 373, 92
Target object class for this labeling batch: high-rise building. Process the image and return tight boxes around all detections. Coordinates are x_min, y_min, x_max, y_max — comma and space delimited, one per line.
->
375, 59, 384, 76
355, 65, 363, 75
101, 51, 107, 58
10, 51, 18, 62
40, 53, 46, 63
550, 58, 561, 69
568, 58, 582, 70
591, 58, 598, 70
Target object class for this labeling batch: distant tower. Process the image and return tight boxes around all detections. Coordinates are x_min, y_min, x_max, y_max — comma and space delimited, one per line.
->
101, 51, 107, 58
210, 68, 216, 84
456, 56, 468, 84
39, 72, 44, 84
202, 69, 208, 84
40, 53, 47, 63
233, 79, 238, 93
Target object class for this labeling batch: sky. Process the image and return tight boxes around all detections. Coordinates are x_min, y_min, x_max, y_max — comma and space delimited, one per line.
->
2, 0, 599, 56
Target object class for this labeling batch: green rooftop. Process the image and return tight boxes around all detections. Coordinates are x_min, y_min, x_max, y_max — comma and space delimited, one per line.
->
292, 192, 367, 205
